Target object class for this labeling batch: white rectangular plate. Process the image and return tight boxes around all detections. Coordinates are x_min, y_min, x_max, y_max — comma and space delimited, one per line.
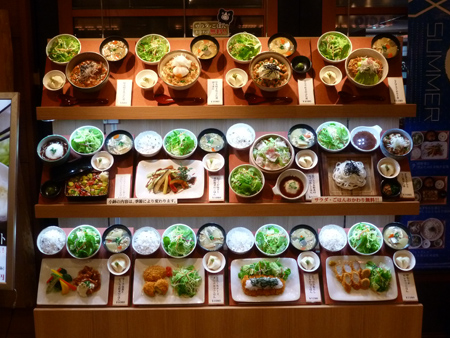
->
133, 258, 205, 305
37, 258, 110, 306
230, 258, 300, 303
421, 142, 448, 160
135, 159, 205, 199
326, 255, 398, 302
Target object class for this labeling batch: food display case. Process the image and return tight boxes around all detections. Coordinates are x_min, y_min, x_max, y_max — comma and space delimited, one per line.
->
34, 36, 422, 338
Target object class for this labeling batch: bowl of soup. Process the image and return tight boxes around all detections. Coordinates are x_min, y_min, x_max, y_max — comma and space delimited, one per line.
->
383, 222, 411, 250
350, 125, 382, 152
268, 33, 297, 57
105, 130, 134, 156
290, 224, 318, 251
66, 52, 110, 93
190, 35, 219, 60
99, 36, 129, 62
272, 169, 308, 200
102, 224, 132, 254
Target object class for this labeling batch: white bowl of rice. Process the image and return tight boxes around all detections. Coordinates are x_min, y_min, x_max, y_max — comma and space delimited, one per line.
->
318, 224, 347, 252
226, 227, 254, 255
134, 131, 163, 157
132, 227, 161, 255
226, 123, 255, 151
37, 226, 66, 255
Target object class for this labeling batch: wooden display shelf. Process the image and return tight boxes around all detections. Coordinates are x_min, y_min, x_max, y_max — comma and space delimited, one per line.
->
34, 304, 423, 338
34, 200, 420, 218
36, 103, 417, 120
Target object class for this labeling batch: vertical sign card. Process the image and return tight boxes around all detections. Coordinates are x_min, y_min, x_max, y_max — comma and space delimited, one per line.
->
208, 274, 225, 305
112, 276, 130, 306
303, 273, 322, 303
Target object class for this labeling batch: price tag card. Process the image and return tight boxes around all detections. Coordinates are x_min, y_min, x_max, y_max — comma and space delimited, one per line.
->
388, 77, 406, 104
207, 79, 223, 105
303, 273, 322, 303
305, 173, 321, 201
298, 78, 315, 105
398, 272, 419, 302
398, 171, 414, 199
107, 198, 178, 205
209, 174, 225, 202
112, 276, 130, 306
114, 174, 132, 198
115, 80, 133, 106
208, 274, 225, 305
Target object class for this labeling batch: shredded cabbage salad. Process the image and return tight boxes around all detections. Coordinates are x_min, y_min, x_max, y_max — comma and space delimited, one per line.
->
71, 127, 104, 154
317, 123, 349, 150
253, 136, 291, 170
136, 35, 169, 62
349, 222, 381, 254
165, 130, 195, 156
170, 265, 202, 297
255, 225, 288, 255
238, 259, 291, 280
163, 225, 195, 257
318, 33, 351, 61
230, 166, 263, 196
67, 226, 100, 258
228, 33, 261, 61
48, 35, 80, 63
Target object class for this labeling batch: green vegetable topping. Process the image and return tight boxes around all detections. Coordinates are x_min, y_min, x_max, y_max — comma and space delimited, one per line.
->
47, 35, 81, 63
136, 35, 169, 62
255, 225, 288, 255
170, 265, 202, 297
366, 261, 392, 292
230, 166, 263, 196
165, 130, 195, 156
348, 223, 381, 254
228, 33, 261, 61
317, 123, 349, 150
71, 127, 104, 154
238, 259, 291, 280
67, 226, 100, 258
318, 32, 351, 61
163, 225, 195, 257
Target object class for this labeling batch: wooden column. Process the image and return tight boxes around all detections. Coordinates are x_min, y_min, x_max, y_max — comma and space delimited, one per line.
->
0, 10, 13, 91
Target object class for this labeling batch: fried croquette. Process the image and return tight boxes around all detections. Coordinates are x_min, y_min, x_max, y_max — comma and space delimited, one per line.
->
154, 279, 169, 295
143, 265, 167, 282
241, 275, 286, 297
143, 281, 156, 297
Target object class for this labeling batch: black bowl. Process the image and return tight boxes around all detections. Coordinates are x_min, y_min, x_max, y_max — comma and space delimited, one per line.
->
287, 123, 317, 150
50, 157, 93, 182
40, 180, 63, 199
99, 36, 129, 62
197, 128, 227, 153
268, 32, 297, 58
371, 34, 400, 59
197, 222, 226, 252
382, 222, 411, 250
190, 35, 220, 60
291, 55, 312, 74
290, 224, 318, 251
102, 224, 132, 253
105, 130, 134, 157
381, 179, 402, 200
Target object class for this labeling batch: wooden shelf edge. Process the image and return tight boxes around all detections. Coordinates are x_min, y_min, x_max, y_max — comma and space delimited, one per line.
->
36, 104, 417, 121
34, 201, 420, 218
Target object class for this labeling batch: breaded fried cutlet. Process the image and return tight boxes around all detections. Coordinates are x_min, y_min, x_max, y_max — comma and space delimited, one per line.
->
241, 275, 286, 297
341, 273, 352, 293
361, 268, 371, 279
143, 281, 156, 297
360, 278, 370, 290
154, 278, 169, 295
143, 265, 167, 282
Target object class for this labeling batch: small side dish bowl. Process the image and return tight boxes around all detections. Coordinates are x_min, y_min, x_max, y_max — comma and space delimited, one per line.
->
105, 130, 134, 157
43, 70, 66, 91
255, 224, 290, 257
268, 32, 297, 57
162, 224, 197, 258
291, 55, 312, 74
134, 131, 163, 157
319, 224, 347, 252
227, 32, 262, 64
197, 222, 226, 252
203, 153, 225, 173
69, 125, 105, 156
317, 31, 352, 64
371, 33, 400, 59
295, 150, 318, 170
229, 164, 265, 198
37, 134, 70, 166
226, 227, 255, 255
350, 125, 382, 152
249, 134, 294, 174
99, 36, 129, 62
135, 34, 170, 65
163, 128, 197, 159
158, 50, 202, 90
203, 251, 226, 274
91, 151, 114, 171
345, 48, 389, 89
40, 180, 63, 199
132, 226, 161, 256
190, 35, 220, 60
226, 68, 248, 89
316, 121, 350, 152
226, 123, 255, 151
380, 128, 413, 160
37, 226, 66, 255
102, 224, 132, 254
249, 51, 292, 92
381, 179, 402, 200
288, 124, 317, 150
107, 253, 131, 276
319, 65, 342, 86
135, 69, 158, 90
66, 225, 101, 259
348, 222, 383, 256
290, 224, 318, 251
46, 34, 81, 65
393, 250, 416, 271
272, 169, 308, 200
377, 157, 400, 179
383, 222, 411, 250
66, 52, 110, 93
298, 251, 320, 273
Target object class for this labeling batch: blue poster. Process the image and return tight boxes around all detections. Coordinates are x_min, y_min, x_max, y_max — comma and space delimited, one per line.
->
403, 0, 450, 268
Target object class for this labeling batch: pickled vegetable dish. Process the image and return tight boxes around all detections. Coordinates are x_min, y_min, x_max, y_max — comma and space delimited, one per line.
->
66, 172, 109, 197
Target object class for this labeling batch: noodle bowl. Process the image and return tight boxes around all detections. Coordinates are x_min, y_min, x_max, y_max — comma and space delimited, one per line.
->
332, 160, 367, 190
